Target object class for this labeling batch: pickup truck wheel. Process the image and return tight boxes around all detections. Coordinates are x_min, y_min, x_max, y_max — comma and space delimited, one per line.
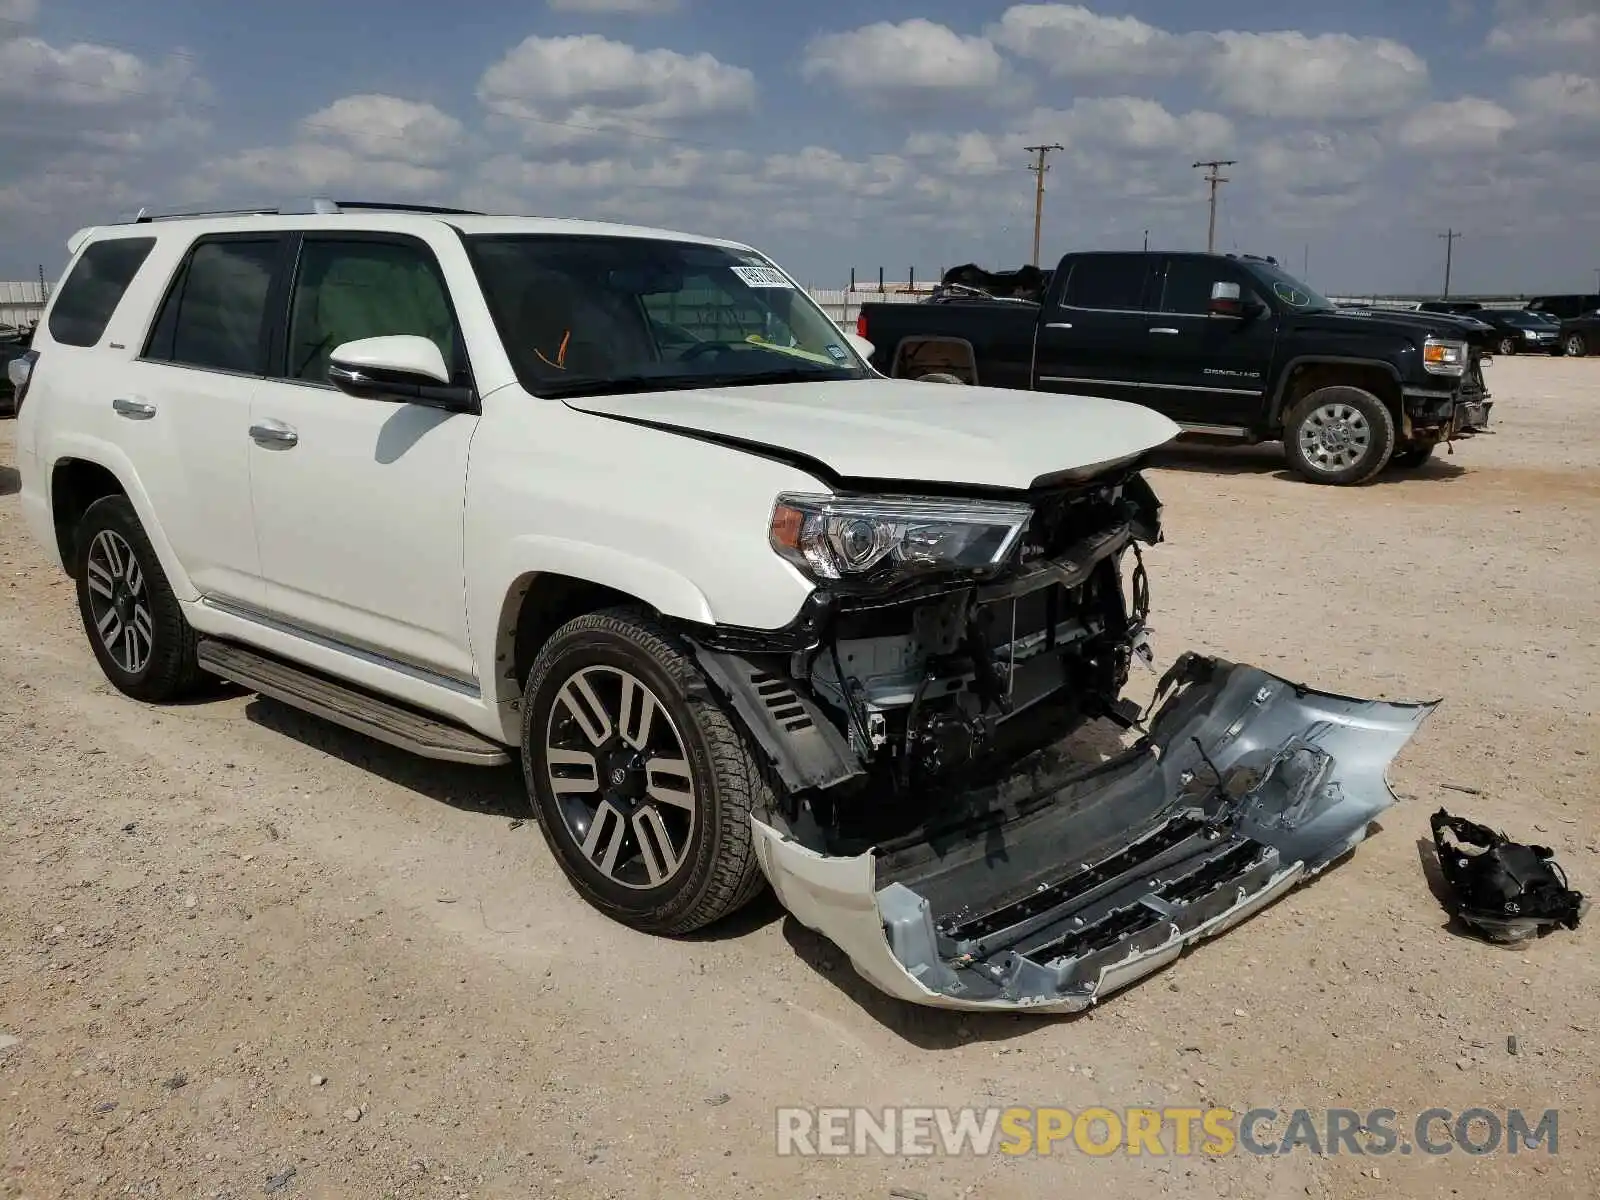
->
1567, 333, 1589, 358
1284, 386, 1396, 486
521, 608, 769, 935
73, 495, 206, 702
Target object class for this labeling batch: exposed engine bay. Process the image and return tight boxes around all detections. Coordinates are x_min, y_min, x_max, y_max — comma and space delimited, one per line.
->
690, 465, 1165, 851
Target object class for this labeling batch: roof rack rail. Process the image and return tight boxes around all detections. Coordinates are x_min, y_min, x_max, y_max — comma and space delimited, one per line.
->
122, 198, 484, 223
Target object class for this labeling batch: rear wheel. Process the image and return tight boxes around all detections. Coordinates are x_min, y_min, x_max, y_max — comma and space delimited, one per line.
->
73, 495, 206, 702
1283, 386, 1396, 486
521, 608, 769, 935
1567, 333, 1589, 358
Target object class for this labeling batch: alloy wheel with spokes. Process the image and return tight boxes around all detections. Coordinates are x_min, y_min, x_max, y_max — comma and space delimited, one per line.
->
521, 608, 769, 935
72, 494, 207, 701
84, 528, 155, 674
1568, 333, 1588, 358
545, 665, 698, 890
1284, 385, 1395, 486
1297, 401, 1373, 475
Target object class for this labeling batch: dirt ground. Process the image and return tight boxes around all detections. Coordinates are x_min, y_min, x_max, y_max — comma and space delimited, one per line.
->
2, 356, 1597, 1200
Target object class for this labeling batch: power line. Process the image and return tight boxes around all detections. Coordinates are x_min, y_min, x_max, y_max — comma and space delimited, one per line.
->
1024, 143, 1063, 268
1438, 229, 1462, 297
1192, 159, 1236, 253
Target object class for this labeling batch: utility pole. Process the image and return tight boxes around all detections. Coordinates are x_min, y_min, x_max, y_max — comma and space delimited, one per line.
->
1143, 229, 1149, 251
1192, 159, 1237, 253
1438, 229, 1462, 297
1025, 143, 1064, 267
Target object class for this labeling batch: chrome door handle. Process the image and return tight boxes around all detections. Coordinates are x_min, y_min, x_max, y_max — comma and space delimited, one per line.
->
1149, 327, 1180, 335
249, 420, 298, 447
112, 397, 156, 420
1045, 322, 1073, 330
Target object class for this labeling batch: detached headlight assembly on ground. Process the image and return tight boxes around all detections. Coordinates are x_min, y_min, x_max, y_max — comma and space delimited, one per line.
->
769, 493, 1032, 583
1422, 336, 1468, 376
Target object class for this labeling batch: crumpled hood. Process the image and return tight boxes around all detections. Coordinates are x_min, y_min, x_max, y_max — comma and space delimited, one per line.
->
561, 378, 1179, 490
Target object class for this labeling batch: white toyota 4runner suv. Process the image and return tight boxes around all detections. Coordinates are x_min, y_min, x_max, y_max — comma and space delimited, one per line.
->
12, 200, 1436, 1012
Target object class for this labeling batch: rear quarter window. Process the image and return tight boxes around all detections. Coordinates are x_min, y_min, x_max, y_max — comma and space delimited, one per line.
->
47, 237, 158, 347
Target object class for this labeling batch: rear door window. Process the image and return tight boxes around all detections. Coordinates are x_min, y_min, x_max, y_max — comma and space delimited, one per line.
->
144, 238, 282, 374
1060, 255, 1158, 312
47, 237, 157, 347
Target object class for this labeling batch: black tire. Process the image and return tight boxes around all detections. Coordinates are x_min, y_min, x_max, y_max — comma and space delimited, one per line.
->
1389, 443, 1436, 470
1283, 385, 1397, 486
1567, 333, 1589, 358
521, 608, 770, 935
73, 494, 207, 702
917, 372, 965, 384
1497, 337, 1518, 357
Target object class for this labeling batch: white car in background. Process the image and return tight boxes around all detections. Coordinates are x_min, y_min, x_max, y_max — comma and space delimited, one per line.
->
11, 199, 1436, 1012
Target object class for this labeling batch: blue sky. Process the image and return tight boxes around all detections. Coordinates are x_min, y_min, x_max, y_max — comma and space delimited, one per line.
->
3, 0, 1597, 295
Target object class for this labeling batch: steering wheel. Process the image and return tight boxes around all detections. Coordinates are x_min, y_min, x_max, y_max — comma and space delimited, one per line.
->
678, 339, 743, 362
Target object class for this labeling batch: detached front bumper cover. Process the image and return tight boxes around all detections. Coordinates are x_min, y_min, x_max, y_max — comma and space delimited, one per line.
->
753, 653, 1439, 1013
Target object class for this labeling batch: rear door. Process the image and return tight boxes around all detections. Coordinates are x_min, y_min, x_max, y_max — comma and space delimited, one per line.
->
121, 233, 290, 605
1032, 253, 1161, 408
1139, 255, 1275, 430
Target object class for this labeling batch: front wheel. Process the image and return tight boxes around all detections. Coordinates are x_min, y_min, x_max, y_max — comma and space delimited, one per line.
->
1283, 386, 1397, 485
521, 608, 770, 935
1497, 337, 1518, 356
73, 495, 207, 702
1567, 333, 1589, 358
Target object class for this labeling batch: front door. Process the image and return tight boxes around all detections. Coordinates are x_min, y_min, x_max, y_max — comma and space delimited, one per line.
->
1141, 256, 1276, 429
246, 232, 480, 686
1032, 252, 1162, 409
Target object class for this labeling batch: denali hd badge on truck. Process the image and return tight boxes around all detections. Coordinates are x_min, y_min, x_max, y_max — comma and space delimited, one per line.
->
14, 199, 1438, 1012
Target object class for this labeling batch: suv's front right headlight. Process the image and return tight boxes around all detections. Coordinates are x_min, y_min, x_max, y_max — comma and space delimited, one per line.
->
1423, 336, 1468, 377
768, 493, 1031, 584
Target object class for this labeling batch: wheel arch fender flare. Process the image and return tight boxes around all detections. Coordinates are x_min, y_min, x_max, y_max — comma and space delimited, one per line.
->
475, 534, 718, 711
1269, 356, 1403, 429
44, 436, 197, 600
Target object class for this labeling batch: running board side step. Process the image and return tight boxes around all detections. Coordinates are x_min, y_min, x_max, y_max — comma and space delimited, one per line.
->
196, 638, 511, 766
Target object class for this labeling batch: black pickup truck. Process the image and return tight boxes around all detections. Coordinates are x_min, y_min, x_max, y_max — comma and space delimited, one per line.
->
857, 250, 1494, 485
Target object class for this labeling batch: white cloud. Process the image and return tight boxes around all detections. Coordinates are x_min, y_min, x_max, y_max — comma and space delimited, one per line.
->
0, 36, 195, 108
198, 141, 451, 198
478, 34, 754, 147
1395, 98, 1517, 153
1256, 130, 1386, 197
0, 0, 38, 22
986, 5, 1186, 78
801, 19, 1006, 97
547, 0, 680, 11
299, 94, 465, 165
1205, 31, 1428, 120
1513, 72, 1600, 122
1487, 11, 1600, 57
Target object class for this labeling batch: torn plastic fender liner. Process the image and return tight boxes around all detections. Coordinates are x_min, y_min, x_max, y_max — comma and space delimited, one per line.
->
752, 653, 1439, 1013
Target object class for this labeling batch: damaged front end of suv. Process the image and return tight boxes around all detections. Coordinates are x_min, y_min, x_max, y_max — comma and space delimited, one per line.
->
684, 460, 1437, 1012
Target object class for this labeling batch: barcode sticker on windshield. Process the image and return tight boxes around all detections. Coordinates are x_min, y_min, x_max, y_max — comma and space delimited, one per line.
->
731, 265, 794, 288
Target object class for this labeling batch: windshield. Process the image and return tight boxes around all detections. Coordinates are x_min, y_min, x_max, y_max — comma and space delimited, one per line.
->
464, 234, 869, 397
1244, 261, 1335, 313
1500, 309, 1555, 327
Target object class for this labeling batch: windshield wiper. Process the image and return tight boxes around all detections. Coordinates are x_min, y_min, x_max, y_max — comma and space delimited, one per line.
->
539, 366, 861, 400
